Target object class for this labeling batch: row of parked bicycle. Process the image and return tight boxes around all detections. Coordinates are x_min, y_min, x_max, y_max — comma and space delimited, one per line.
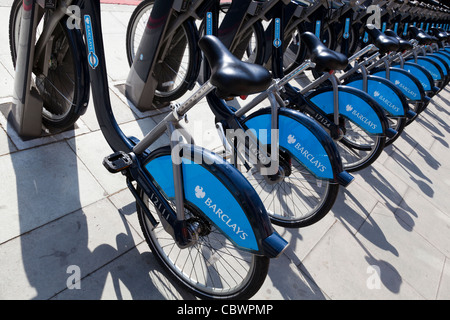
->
119, 0, 450, 298
9, 0, 450, 299
122, 0, 450, 228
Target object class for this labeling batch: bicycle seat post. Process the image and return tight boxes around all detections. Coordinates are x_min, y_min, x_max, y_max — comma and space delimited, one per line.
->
358, 64, 370, 92
328, 72, 341, 126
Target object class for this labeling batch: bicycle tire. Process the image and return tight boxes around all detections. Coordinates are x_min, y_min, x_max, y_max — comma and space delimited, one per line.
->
330, 20, 359, 56
9, 0, 89, 131
337, 119, 386, 172
281, 23, 307, 74
126, 0, 200, 103
137, 146, 270, 300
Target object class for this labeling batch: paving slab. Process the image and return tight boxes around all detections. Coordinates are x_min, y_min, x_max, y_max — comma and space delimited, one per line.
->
0, 141, 106, 244
0, 122, 16, 155
356, 202, 446, 300
383, 143, 450, 215
0, 61, 13, 99
0, 198, 143, 299
350, 160, 411, 211
299, 220, 424, 300
395, 187, 450, 258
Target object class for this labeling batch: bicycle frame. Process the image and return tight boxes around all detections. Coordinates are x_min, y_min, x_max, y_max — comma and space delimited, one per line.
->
264, 3, 395, 141
207, 59, 353, 187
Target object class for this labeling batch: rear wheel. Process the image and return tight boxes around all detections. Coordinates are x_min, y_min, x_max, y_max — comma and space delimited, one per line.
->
126, 0, 200, 103
282, 24, 307, 74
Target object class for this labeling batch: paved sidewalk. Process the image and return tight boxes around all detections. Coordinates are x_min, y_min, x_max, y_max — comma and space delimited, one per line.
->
0, 1, 450, 300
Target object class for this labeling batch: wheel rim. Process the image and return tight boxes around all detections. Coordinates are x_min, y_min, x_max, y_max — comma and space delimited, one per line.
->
337, 119, 382, 171
139, 196, 258, 298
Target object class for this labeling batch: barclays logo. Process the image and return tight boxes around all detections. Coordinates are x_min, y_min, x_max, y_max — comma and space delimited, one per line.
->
199, 187, 249, 240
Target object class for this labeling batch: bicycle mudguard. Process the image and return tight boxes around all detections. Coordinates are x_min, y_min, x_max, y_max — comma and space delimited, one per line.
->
426, 54, 450, 76
305, 85, 389, 136
397, 62, 437, 93
405, 57, 444, 82
242, 108, 354, 187
64, 17, 91, 117
370, 67, 426, 102
143, 145, 288, 258
432, 51, 450, 70
428, 52, 450, 86
343, 75, 410, 118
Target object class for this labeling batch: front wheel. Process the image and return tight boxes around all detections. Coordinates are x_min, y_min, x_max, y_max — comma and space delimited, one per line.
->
306, 86, 388, 172
126, 0, 200, 103
9, 0, 89, 131
237, 109, 343, 228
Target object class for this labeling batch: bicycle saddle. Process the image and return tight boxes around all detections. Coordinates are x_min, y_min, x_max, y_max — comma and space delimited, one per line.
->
408, 26, 433, 45
384, 29, 413, 52
198, 35, 272, 99
430, 28, 449, 42
300, 32, 348, 73
437, 28, 450, 40
364, 24, 400, 54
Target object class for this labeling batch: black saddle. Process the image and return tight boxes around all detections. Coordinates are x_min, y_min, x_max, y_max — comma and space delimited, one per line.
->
384, 29, 413, 52
365, 24, 400, 54
301, 32, 348, 73
408, 26, 434, 45
430, 28, 449, 42
198, 35, 272, 99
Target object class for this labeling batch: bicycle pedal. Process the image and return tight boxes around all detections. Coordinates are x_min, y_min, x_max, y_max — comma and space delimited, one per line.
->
103, 151, 133, 174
